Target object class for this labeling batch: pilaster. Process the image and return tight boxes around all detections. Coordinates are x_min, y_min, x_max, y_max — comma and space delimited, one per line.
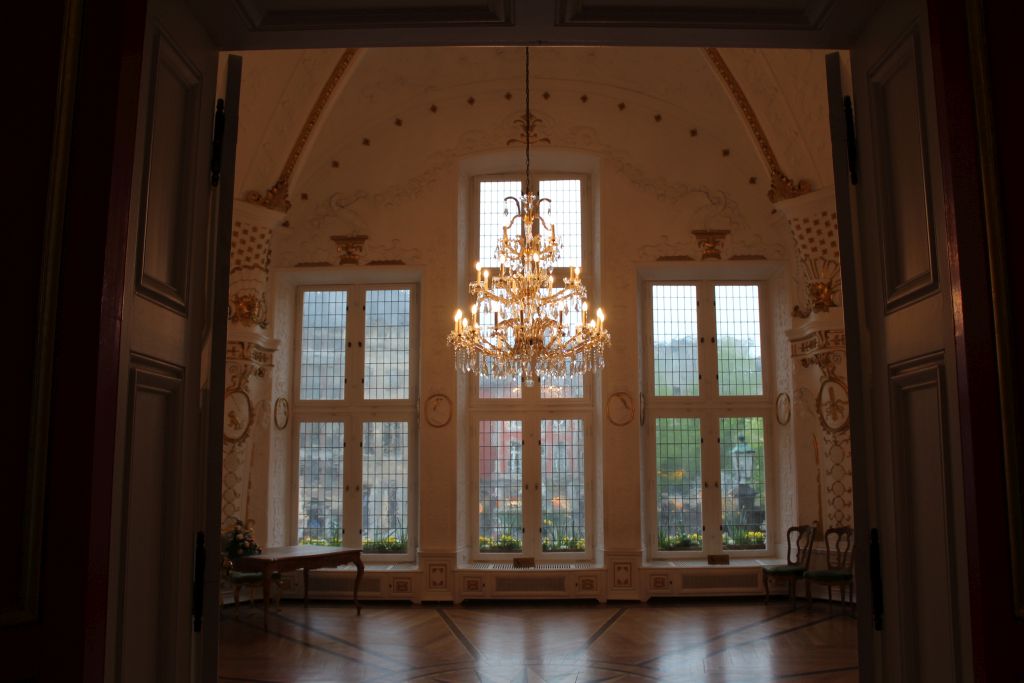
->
221, 201, 286, 535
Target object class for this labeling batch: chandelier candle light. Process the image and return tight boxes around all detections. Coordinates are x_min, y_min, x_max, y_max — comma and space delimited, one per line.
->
448, 47, 610, 385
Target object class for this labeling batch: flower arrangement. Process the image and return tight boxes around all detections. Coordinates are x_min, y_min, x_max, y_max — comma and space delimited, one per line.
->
301, 535, 342, 547
479, 534, 523, 552
723, 529, 766, 548
659, 531, 702, 550
542, 536, 586, 552
362, 534, 408, 553
224, 518, 262, 557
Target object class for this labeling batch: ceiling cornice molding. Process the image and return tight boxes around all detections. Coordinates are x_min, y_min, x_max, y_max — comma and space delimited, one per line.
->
703, 47, 812, 203
247, 48, 360, 212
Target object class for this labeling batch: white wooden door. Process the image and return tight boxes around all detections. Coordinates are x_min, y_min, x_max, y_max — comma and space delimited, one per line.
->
834, 0, 974, 680
106, 0, 232, 680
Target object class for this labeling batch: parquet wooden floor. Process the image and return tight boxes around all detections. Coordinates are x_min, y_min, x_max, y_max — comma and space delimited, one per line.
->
218, 599, 858, 682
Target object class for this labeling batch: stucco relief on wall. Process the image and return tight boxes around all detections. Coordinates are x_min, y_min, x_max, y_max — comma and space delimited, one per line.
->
221, 341, 274, 527
791, 330, 853, 530
775, 189, 843, 318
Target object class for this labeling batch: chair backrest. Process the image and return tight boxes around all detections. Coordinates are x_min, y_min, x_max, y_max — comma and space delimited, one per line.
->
785, 524, 817, 568
824, 526, 854, 570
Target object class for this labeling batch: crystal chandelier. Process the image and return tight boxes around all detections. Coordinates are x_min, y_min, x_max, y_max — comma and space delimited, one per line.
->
448, 47, 610, 386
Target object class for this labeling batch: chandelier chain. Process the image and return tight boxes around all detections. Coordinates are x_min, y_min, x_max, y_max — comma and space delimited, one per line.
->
525, 46, 531, 191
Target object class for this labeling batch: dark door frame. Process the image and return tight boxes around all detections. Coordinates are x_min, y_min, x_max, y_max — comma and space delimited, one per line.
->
4, 0, 1019, 680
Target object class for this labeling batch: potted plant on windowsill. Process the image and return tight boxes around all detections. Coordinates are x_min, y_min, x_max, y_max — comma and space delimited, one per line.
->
658, 531, 703, 551
722, 529, 766, 550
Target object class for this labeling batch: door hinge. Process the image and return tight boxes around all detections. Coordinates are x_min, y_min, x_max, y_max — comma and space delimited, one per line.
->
844, 96, 859, 185
210, 99, 225, 187
191, 531, 206, 632
870, 528, 884, 630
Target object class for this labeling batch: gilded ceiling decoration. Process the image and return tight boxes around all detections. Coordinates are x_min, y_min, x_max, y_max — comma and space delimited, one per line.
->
247, 48, 359, 212
703, 48, 812, 204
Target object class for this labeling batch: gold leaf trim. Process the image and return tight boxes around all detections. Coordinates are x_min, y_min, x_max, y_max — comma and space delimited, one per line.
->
247, 48, 359, 212
704, 48, 812, 203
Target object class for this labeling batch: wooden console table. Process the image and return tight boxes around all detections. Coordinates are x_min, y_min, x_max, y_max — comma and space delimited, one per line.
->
231, 545, 363, 629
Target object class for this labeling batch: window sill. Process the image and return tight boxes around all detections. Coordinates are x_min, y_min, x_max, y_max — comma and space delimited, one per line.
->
311, 561, 419, 572
459, 560, 599, 571
643, 557, 784, 569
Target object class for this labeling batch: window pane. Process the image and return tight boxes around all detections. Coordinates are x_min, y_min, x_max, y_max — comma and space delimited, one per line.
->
541, 419, 586, 552
363, 289, 411, 400
479, 180, 522, 267
541, 294, 584, 399
655, 418, 703, 551
478, 420, 523, 552
652, 285, 699, 397
297, 421, 344, 545
477, 288, 522, 399
361, 421, 409, 553
720, 417, 766, 550
715, 285, 763, 396
538, 179, 582, 267
300, 290, 347, 400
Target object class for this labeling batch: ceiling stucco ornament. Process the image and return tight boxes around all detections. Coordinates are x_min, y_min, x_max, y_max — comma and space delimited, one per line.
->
246, 48, 359, 212
507, 111, 550, 147
612, 159, 751, 232
703, 48, 813, 204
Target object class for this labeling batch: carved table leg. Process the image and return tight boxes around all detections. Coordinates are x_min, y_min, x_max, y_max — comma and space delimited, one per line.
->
262, 569, 272, 630
353, 557, 364, 616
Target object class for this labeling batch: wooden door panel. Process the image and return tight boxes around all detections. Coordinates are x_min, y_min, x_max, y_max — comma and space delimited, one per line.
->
116, 359, 186, 683
136, 32, 203, 314
887, 354, 963, 681
866, 27, 939, 310
131, 298, 189, 366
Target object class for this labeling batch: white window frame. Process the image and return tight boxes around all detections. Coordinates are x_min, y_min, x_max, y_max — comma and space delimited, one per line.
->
470, 409, 595, 562
643, 278, 774, 560
466, 172, 597, 563
291, 282, 419, 563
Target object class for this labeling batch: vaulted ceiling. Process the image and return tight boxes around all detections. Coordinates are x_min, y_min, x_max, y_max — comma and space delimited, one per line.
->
233, 45, 837, 220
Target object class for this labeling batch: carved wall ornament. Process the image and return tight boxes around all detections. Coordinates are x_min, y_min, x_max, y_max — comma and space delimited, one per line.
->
247, 48, 360, 212
692, 229, 730, 260
273, 397, 289, 430
507, 110, 551, 146
331, 233, 369, 264
223, 388, 253, 445
230, 223, 273, 275
816, 377, 851, 433
228, 289, 269, 328
791, 327, 853, 527
784, 203, 843, 314
606, 391, 635, 426
703, 48, 813, 204
226, 340, 276, 372
424, 394, 453, 428
775, 392, 792, 425
790, 329, 846, 362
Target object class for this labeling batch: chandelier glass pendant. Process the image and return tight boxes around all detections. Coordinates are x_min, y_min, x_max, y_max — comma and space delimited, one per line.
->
448, 47, 610, 386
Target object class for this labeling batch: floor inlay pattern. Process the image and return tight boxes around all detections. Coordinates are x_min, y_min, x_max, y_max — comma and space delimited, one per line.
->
219, 599, 858, 682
